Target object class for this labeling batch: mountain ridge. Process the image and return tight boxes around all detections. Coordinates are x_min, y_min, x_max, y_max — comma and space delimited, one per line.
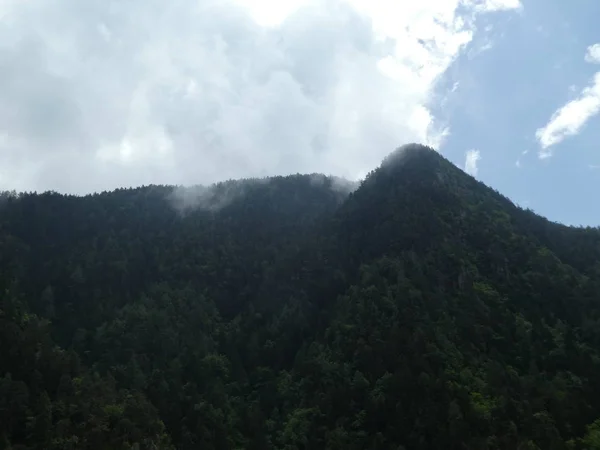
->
2, 145, 600, 449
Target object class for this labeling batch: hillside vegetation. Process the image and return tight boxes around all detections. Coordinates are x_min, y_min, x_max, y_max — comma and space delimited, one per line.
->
2, 144, 600, 449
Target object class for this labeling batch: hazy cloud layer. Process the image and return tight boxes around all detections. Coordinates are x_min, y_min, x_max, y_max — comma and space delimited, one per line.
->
170, 172, 358, 213
0, 0, 520, 193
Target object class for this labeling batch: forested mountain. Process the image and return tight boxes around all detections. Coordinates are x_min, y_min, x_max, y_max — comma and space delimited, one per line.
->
2, 143, 600, 449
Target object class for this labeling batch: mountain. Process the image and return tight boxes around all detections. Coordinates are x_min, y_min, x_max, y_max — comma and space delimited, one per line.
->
2, 144, 600, 449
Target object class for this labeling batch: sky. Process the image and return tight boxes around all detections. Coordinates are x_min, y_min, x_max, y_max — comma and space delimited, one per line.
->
0, 0, 599, 225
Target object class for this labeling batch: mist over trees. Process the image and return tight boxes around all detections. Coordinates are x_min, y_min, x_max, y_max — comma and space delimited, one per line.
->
2, 145, 600, 449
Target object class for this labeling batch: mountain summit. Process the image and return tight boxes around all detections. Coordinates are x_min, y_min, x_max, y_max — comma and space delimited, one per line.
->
380, 142, 440, 168
2, 146, 600, 449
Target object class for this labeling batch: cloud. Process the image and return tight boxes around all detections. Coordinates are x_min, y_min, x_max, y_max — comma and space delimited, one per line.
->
464, 149, 481, 176
515, 149, 528, 168
535, 72, 600, 158
0, 0, 520, 193
170, 173, 357, 213
474, 0, 522, 12
535, 43, 600, 158
308, 173, 359, 194
585, 43, 600, 64
169, 179, 264, 213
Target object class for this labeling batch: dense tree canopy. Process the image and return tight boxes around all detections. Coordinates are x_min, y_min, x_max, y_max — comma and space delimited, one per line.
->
2, 144, 600, 449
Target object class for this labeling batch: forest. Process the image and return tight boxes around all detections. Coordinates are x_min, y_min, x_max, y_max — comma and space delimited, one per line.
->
3, 143, 600, 449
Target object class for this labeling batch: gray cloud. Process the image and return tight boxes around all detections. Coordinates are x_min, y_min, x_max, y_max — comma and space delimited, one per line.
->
170, 172, 358, 214
169, 179, 264, 213
0, 0, 519, 193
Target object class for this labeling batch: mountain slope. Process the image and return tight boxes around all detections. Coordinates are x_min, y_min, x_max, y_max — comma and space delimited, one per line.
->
0, 174, 351, 449
258, 144, 600, 449
2, 145, 600, 449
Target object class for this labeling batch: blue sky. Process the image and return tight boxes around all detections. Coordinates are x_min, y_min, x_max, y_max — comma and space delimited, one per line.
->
0, 0, 599, 225
436, 0, 600, 225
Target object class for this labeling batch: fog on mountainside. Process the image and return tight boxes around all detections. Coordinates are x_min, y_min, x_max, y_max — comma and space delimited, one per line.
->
3, 144, 600, 449
169, 174, 359, 214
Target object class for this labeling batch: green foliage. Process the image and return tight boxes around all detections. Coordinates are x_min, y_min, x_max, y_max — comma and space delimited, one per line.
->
581, 419, 600, 449
2, 148, 600, 448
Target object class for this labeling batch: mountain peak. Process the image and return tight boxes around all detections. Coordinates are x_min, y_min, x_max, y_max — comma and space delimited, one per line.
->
380, 143, 439, 169
358, 143, 449, 190
375, 143, 449, 182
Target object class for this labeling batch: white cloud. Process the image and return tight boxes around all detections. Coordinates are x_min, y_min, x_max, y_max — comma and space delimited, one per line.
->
535, 43, 600, 158
478, 0, 522, 11
232, 0, 309, 26
585, 43, 600, 64
464, 149, 481, 176
535, 72, 600, 158
0, 0, 520, 193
